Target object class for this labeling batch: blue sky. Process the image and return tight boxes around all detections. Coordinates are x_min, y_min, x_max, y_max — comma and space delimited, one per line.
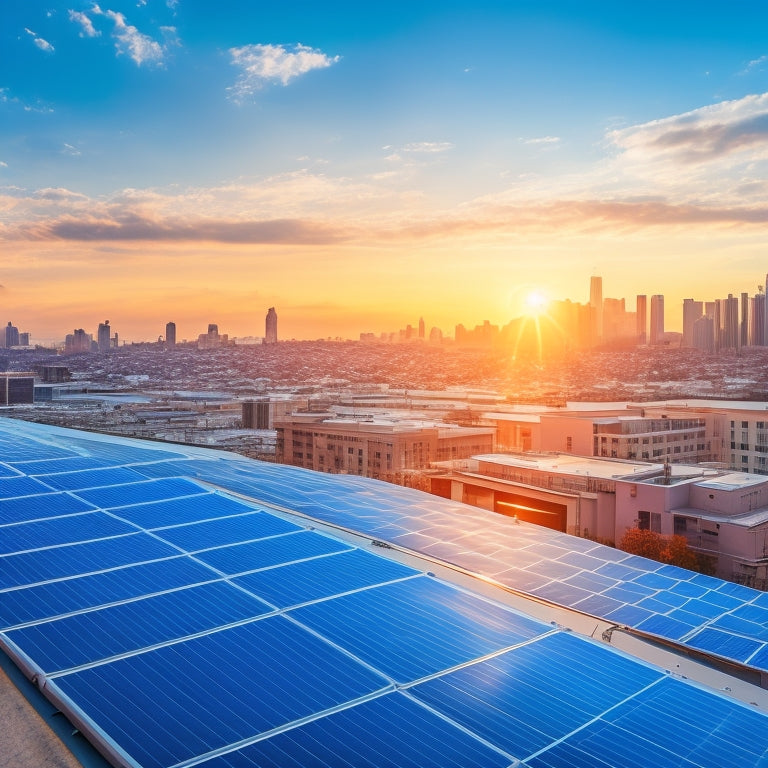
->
3, 1, 768, 342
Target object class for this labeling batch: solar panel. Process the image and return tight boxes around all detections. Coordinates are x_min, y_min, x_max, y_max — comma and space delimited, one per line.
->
2, 419, 768, 768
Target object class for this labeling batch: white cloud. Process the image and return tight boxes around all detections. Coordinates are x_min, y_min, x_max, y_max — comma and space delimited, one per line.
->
24, 27, 54, 53
522, 136, 560, 145
228, 43, 340, 102
92, 6, 170, 66
608, 92, 768, 165
68, 10, 100, 38
741, 55, 768, 75
62, 143, 82, 156
402, 141, 455, 153
0, 161, 8, 168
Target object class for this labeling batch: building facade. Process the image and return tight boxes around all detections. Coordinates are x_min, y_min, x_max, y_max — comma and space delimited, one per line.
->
265, 307, 278, 344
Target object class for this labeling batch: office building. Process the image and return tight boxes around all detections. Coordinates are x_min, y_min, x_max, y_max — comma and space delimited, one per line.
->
649, 294, 664, 344
64, 329, 92, 355
682, 299, 703, 347
265, 307, 278, 344
589, 275, 603, 344
276, 412, 494, 480
165, 321, 176, 348
750, 293, 766, 346
4, 322, 19, 348
97, 320, 111, 353
635, 294, 647, 344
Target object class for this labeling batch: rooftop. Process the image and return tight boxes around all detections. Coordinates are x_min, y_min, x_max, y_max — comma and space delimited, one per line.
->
2, 418, 768, 767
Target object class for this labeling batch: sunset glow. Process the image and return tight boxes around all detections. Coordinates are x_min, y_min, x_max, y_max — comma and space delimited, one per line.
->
3, 2, 768, 342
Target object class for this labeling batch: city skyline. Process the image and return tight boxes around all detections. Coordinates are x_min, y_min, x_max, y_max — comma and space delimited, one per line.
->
4, 2, 768, 340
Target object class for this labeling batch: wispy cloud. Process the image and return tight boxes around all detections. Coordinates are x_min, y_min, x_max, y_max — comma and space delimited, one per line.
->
61, 143, 81, 157
740, 55, 768, 75
521, 136, 560, 145
24, 27, 55, 53
68, 10, 100, 38
402, 141, 455, 153
0, 87, 54, 114
228, 44, 340, 102
85, 5, 176, 66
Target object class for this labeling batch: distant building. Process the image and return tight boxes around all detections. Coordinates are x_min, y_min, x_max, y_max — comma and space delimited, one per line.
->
636, 295, 647, 345
418, 317, 425, 339
589, 275, 603, 344
242, 400, 270, 430
166, 321, 176, 348
265, 307, 278, 344
97, 320, 112, 352
276, 412, 495, 480
198, 323, 229, 349
0, 372, 34, 405
64, 329, 92, 355
18, 332, 30, 346
682, 299, 703, 348
39, 365, 71, 383
649, 294, 664, 344
4, 322, 19, 348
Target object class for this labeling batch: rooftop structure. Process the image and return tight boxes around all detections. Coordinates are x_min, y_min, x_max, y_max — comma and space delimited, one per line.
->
2, 419, 768, 768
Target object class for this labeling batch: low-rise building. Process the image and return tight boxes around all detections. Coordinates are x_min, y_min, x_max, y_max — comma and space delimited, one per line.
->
276, 412, 494, 480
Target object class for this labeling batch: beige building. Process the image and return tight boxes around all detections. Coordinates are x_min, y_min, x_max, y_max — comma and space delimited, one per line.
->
276, 412, 494, 480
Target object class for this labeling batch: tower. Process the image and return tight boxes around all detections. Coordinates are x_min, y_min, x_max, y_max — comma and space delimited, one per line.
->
589, 276, 603, 345
649, 295, 664, 345
682, 299, 703, 348
165, 321, 176, 348
635, 295, 647, 345
265, 307, 278, 344
97, 320, 111, 352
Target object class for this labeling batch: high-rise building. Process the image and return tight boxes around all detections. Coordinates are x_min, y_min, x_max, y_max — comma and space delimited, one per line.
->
265, 307, 278, 344
741, 292, 749, 348
649, 295, 664, 345
636, 295, 647, 345
4, 322, 19, 348
682, 299, 703, 348
418, 317, 425, 339
64, 329, 92, 355
97, 320, 111, 352
589, 276, 603, 345
750, 293, 766, 346
166, 321, 176, 348
721, 294, 739, 350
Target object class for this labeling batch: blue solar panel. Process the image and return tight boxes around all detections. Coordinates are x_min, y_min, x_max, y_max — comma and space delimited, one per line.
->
411, 631, 663, 759
0, 476, 57, 500
53, 616, 390, 768
105, 492, 238, 528
194, 530, 351, 575
0, 534, 180, 589
10, 457, 113, 474
290, 576, 547, 682
0, 512, 138, 555
526, 678, 768, 768
0, 492, 95, 524
0, 556, 219, 628
197, 692, 512, 768
6, 581, 273, 672
35, 466, 150, 492
685, 628, 763, 662
74, 477, 206, 509
232, 548, 418, 608
153, 511, 302, 551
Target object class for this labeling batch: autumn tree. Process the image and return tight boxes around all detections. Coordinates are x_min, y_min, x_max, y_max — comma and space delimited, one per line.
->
619, 528, 701, 571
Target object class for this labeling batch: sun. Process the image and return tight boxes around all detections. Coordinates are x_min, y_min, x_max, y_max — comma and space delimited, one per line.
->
523, 290, 548, 317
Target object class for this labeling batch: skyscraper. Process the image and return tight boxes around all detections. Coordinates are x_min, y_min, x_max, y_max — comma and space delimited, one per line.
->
635, 295, 647, 345
166, 322, 176, 348
265, 307, 278, 344
649, 295, 664, 345
4, 322, 19, 348
97, 320, 111, 352
682, 299, 703, 348
418, 317, 425, 339
589, 276, 603, 345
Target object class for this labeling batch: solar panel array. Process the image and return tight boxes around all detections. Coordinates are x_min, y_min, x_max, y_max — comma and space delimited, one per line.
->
1, 419, 768, 768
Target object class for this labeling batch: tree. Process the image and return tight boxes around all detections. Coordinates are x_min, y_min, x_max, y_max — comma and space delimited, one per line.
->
619, 528, 701, 571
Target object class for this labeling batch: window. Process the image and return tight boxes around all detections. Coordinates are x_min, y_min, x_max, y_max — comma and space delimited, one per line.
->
566, 436, 572, 451
637, 510, 650, 530
674, 516, 687, 535
651, 512, 661, 533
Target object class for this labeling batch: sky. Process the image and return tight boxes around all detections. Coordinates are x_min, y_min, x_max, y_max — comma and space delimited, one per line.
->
4, 1, 768, 343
